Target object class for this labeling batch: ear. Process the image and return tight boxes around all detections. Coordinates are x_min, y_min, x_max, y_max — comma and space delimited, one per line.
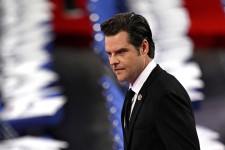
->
141, 39, 149, 55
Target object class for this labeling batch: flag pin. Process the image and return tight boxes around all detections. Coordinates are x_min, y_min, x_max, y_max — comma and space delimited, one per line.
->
137, 94, 142, 100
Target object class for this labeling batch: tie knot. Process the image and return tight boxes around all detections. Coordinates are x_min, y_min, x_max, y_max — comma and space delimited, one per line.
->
127, 89, 135, 99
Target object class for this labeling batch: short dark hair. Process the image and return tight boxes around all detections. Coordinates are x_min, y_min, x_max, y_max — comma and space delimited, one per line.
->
101, 12, 155, 58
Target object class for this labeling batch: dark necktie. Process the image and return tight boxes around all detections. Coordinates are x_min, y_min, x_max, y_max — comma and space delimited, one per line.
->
125, 89, 135, 129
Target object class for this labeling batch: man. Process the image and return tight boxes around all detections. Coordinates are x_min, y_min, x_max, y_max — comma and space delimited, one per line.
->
101, 12, 200, 150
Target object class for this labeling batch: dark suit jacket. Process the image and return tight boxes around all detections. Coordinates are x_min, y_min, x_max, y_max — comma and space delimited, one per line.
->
121, 65, 200, 150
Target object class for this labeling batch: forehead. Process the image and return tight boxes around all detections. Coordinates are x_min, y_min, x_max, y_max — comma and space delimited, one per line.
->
105, 31, 130, 50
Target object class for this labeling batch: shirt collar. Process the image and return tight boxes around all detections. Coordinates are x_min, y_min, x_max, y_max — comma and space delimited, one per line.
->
130, 59, 157, 94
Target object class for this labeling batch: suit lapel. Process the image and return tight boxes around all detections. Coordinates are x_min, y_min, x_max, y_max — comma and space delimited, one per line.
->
127, 65, 163, 144
129, 91, 145, 126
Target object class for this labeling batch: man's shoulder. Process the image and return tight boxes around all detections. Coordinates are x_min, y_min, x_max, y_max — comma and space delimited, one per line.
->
151, 66, 184, 90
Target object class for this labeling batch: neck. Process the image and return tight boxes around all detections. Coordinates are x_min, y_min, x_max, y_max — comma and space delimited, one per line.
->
145, 57, 152, 68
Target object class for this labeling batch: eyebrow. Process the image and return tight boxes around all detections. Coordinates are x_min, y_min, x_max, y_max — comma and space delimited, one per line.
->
116, 48, 129, 53
106, 47, 129, 54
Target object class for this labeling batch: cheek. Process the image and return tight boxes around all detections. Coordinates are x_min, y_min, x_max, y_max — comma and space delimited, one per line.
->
125, 61, 138, 76
129, 59, 144, 75
122, 55, 142, 73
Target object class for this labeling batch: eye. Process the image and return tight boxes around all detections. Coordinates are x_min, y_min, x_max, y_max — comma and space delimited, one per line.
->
118, 50, 123, 55
107, 52, 111, 57
117, 49, 127, 55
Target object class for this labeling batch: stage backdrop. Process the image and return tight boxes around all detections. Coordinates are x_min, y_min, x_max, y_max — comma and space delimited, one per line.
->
50, 0, 225, 48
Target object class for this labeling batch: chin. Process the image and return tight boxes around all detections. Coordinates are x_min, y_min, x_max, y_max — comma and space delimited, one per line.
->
116, 76, 123, 81
117, 77, 126, 83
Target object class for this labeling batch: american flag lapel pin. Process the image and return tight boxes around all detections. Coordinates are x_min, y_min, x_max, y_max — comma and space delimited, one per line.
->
137, 94, 142, 101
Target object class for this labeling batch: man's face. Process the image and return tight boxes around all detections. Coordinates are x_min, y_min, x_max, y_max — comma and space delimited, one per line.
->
105, 31, 149, 84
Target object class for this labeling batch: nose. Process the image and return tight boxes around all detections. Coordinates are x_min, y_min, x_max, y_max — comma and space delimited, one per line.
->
109, 55, 119, 66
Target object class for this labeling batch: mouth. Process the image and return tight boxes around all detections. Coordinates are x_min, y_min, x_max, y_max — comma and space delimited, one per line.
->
114, 68, 124, 75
